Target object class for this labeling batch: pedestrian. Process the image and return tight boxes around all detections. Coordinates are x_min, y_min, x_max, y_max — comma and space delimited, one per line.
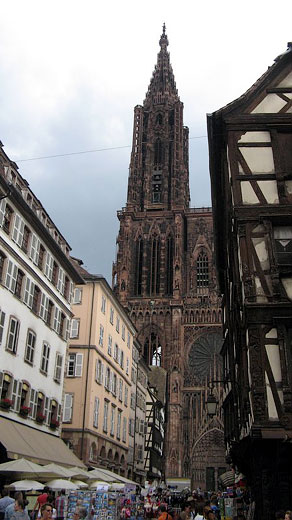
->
73, 508, 88, 520
33, 489, 50, 518
158, 505, 172, 520
10, 500, 29, 520
203, 507, 212, 520
179, 504, 192, 520
55, 491, 66, 520
193, 504, 204, 520
5, 493, 24, 520
39, 504, 52, 520
285, 513, 292, 520
0, 491, 14, 520
46, 498, 56, 520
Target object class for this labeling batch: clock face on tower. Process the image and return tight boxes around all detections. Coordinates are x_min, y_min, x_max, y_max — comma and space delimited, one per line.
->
185, 333, 223, 385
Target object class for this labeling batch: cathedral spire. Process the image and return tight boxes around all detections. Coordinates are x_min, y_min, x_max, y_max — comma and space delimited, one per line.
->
144, 25, 178, 105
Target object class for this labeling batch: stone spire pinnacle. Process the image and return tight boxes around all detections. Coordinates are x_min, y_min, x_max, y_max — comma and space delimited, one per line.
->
144, 25, 178, 105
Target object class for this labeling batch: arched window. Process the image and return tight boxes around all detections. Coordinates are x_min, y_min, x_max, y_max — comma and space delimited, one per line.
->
134, 237, 143, 296
143, 333, 162, 366
165, 235, 173, 295
150, 236, 160, 295
197, 252, 209, 287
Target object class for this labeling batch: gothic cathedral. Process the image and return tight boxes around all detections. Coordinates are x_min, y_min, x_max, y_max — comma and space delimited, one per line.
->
113, 26, 225, 483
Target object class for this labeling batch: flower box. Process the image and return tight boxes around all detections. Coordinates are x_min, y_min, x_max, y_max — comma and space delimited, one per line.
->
0, 398, 13, 409
36, 413, 46, 423
49, 419, 60, 429
19, 406, 31, 417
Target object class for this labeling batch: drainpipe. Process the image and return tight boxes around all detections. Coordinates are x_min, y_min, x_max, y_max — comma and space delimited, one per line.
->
80, 281, 95, 461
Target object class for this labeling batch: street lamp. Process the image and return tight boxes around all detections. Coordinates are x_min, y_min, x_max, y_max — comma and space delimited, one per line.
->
206, 392, 217, 417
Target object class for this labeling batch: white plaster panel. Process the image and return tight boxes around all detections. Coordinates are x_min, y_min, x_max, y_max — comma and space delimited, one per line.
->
241, 182, 258, 204
251, 94, 286, 113
252, 237, 270, 270
265, 328, 278, 339
258, 180, 279, 203
253, 224, 265, 233
254, 276, 268, 302
265, 373, 278, 420
239, 131, 271, 143
287, 106, 292, 113
277, 71, 292, 87
265, 344, 282, 382
285, 93, 292, 99
240, 147, 274, 173
238, 162, 244, 173
281, 277, 292, 300
286, 181, 292, 194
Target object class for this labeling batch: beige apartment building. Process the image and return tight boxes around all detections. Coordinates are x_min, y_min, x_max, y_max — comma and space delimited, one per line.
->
62, 260, 135, 474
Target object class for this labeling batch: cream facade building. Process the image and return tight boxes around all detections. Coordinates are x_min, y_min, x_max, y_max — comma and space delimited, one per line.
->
62, 262, 136, 474
0, 143, 84, 466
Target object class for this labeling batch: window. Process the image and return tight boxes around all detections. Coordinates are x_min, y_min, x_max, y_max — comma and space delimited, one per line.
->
44, 252, 54, 281
112, 374, 117, 396
54, 353, 63, 383
0, 199, 6, 227
40, 342, 50, 374
119, 379, 123, 401
135, 237, 143, 296
21, 226, 30, 253
197, 252, 209, 287
63, 393, 73, 422
114, 343, 119, 361
124, 386, 128, 407
29, 234, 40, 265
0, 309, 5, 345
130, 392, 136, 410
67, 353, 83, 377
14, 269, 24, 299
73, 287, 82, 304
0, 251, 6, 281
131, 367, 137, 384
57, 267, 65, 295
116, 316, 120, 333
24, 278, 35, 309
105, 368, 111, 391
93, 397, 100, 428
64, 277, 73, 302
6, 317, 19, 353
126, 358, 129, 375
103, 401, 109, 432
70, 319, 80, 339
127, 332, 131, 349
24, 329, 36, 364
117, 411, 122, 439
32, 286, 41, 314
122, 417, 127, 442
108, 335, 112, 356
101, 295, 106, 314
99, 324, 104, 346
110, 307, 114, 324
38, 244, 45, 270
120, 350, 124, 369
95, 359, 104, 384
122, 324, 125, 341
273, 226, 292, 265
110, 406, 115, 436
3, 204, 13, 234
47, 300, 53, 327
12, 214, 24, 247
5, 260, 18, 293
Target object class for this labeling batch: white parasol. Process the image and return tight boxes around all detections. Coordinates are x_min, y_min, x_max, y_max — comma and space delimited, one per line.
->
7, 479, 44, 491
45, 479, 79, 490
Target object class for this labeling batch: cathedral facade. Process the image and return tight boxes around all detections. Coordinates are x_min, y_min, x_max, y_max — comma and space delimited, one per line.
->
113, 26, 225, 484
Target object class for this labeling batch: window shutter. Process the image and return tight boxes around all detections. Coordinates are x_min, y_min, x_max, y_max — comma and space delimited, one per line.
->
5, 260, 17, 292
0, 199, 6, 227
11, 379, 18, 410
28, 389, 36, 419
95, 360, 100, 382
12, 214, 25, 246
0, 310, 5, 345
45, 252, 54, 280
30, 234, 40, 264
100, 363, 104, 385
39, 293, 49, 320
93, 397, 99, 427
65, 318, 70, 341
109, 371, 113, 393
24, 278, 34, 308
44, 397, 50, 424
57, 268, 65, 294
57, 403, 61, 423
68, 282, 74, 304
75, 353, 83, 377
63, 394, 73, 422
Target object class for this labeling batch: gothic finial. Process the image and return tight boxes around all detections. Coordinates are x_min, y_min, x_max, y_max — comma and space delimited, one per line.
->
159, 23, 168, 50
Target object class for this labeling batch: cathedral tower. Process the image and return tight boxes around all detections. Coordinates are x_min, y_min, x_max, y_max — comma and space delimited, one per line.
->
113, 26, 225, 484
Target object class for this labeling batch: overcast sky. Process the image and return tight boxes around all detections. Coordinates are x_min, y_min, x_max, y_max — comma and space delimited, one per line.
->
0, 1, 291, 283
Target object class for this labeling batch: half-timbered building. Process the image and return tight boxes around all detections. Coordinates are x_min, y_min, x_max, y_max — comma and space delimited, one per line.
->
208, 42, 292, 518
